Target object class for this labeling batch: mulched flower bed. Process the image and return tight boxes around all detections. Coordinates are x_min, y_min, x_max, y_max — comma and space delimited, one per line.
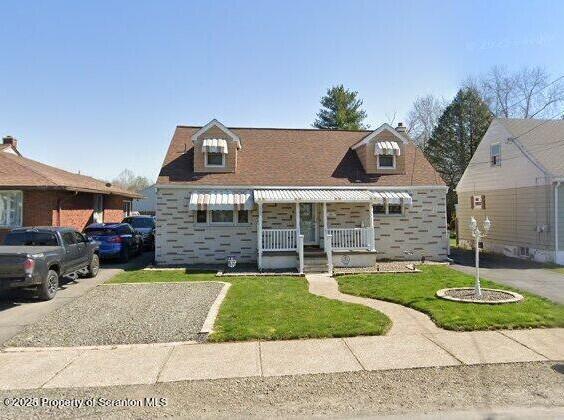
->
436, 287, 524, 304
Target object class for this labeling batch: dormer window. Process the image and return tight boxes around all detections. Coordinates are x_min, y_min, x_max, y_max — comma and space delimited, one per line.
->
202, 138, 228, 167
375, 141, 400, 169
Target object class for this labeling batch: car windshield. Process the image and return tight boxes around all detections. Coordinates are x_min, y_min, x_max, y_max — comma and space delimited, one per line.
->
84, 227, 117, 236
123, 218, 154, 228
4, 232, 58, 246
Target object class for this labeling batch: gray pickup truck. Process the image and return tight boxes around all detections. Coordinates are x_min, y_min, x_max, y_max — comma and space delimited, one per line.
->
0, 227, 100, 300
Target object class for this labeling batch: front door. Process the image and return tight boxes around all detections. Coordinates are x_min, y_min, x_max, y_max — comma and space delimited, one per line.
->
299, 203, 318, 245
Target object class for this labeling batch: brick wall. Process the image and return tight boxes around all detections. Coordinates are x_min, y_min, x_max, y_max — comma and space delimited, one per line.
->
103, 195, 126, 223
155, 188, 449, 266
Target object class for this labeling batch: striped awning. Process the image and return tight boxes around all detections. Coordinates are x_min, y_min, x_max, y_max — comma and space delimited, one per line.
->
189, 191, 253, 210
202, 138, 228, 154
372, 191, 412, 206
254, 189, 375, 203
375, 141, 401, 156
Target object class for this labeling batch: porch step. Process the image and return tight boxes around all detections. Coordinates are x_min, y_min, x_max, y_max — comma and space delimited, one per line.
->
303, 254, 329, 273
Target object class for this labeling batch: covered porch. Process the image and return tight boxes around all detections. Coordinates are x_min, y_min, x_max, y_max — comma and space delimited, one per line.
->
254, 189, 412, 272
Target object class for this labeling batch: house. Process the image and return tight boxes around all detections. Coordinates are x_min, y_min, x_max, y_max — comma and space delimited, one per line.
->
0, 136, 141, 241
133, 184, 157, 215
456, 118, 564, 265
155, 119, 448, 270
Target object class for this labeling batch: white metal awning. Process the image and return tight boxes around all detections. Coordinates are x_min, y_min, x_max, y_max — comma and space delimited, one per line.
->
189, 191, 253, 210
374, 141, 401, 156
202, 138, 228, 154
254, 189, 375, 203
373, 191, 412, 205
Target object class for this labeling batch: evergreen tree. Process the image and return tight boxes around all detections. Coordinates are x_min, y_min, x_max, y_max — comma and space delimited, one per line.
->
314, 85, 368, 130
426, 87, 492, 219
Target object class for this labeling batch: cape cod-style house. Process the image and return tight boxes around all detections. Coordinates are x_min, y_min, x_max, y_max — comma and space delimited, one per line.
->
155, 119, 448, 271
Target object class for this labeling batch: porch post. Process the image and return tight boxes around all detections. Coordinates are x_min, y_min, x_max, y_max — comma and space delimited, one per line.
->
295, 202, 301, 243
322, 202, 328, 250
368, 201, 375, 251
258, 202, 263, 270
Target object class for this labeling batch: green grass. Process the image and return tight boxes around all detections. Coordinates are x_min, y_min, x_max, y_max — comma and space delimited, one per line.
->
107, 269, 391, 342
338, 265, 564, 331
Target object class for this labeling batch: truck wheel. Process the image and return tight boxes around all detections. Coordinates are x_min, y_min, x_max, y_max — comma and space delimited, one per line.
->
38, 270, 59, 301
85, 254, 100, 278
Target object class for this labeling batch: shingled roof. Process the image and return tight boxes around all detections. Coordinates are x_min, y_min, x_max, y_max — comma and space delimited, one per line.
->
158, 126, 445, 187
0, 152, 141, 198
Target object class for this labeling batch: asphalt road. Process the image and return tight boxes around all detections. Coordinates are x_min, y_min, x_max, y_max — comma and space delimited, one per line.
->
0, 252, 153, 346
450, 248, 564, 304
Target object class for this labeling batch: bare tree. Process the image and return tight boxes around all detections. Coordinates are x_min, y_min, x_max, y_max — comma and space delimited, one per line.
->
405, 95, 446, 150
112, 169, 151, 192
473, 66, 564, 118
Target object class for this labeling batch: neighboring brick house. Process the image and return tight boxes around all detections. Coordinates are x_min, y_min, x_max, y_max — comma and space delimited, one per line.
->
155, 119, 448, 271
0, 136, 140, 241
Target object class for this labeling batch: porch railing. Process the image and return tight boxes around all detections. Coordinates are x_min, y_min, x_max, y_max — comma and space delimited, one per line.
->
262, 229, 297, 251
327, 227, 373, 250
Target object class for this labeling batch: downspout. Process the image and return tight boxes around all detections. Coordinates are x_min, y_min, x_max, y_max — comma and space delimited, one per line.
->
556, 181, 561, 263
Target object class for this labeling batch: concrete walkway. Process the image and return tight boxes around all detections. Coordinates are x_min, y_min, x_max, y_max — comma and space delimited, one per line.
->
1, 271, 562, 390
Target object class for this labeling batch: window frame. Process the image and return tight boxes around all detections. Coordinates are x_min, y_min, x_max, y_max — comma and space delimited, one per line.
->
123, 200, 132, 217
0, 190, 23, 228
490, 143, 501, 166
194, 209, 251, 226
377, 154, 396, 169
204, 151, 226, 168
372, 201, 404, 217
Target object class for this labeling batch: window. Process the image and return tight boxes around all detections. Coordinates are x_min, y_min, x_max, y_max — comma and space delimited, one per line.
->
471, 195, 485, 209
237, 210, 250, 224
373, 201, 403, 216
61, 231, 77, 246
205, 152, 225, 167
4, 231, 58, 246
211, 210, 234, 224
490, 143, 501, 166
388, 203, 402, 214
0, 190, 23, 227
518, 247, 530, 257
373, 203, 386, 214
377, 155, 395, 169
123, 201, 132, 216
73, 231, 88, 243
196, 210, 207, 223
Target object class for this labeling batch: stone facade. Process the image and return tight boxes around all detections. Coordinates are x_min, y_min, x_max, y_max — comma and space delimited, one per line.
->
155, 187, 448, 266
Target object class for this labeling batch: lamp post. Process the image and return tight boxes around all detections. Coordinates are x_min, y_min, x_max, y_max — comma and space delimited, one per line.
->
469, 216, 491, 298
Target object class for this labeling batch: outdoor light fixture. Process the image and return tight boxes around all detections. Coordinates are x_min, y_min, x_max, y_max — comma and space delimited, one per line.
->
469, 216, 492, 298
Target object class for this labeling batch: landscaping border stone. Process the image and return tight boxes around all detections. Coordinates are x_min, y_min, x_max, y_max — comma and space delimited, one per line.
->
436, 287, 524, 304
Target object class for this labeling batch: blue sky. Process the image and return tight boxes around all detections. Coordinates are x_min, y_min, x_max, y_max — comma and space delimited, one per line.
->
1, 0, 563, 182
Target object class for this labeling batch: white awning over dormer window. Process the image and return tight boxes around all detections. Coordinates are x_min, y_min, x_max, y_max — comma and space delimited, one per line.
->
202, 138, 228, 154
374, 141, 401, 156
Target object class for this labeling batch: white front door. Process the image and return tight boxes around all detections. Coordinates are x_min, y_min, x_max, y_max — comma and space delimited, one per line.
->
300, 203, 318, 245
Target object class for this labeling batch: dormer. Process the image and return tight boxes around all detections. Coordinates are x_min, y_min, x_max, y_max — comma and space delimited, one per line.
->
351, 123, 408, 175
192, 119, 241, 173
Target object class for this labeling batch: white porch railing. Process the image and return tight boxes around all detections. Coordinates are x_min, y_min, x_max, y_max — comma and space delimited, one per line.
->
262, 229, 297, 251
327, 227, 373, 250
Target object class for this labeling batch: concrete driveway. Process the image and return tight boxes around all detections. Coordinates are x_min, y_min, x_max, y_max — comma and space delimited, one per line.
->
450, 248, 564, 304
0, 252, 153, 345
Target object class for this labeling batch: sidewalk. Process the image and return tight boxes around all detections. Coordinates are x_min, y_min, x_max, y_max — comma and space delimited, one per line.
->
1, 271, 562, 390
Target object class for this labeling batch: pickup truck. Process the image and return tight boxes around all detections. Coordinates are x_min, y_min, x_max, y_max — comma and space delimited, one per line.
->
0, 227, 100, 300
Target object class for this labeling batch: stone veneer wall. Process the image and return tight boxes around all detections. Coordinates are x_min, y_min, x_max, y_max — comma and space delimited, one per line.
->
155, 188, 448, 266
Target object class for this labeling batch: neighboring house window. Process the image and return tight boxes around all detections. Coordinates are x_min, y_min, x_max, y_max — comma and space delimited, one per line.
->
237, 210, 250, 224
490, 143, 501, 166
377, 155, 395, 169
373, 201, 403, 216
123, 201, 132, 217
196, 210, 207, 223
93, 195, 104, 223
210, 210, 234, 224
0, 190, 23, 227
205, 152, 225, 167
471, 195, 485, 209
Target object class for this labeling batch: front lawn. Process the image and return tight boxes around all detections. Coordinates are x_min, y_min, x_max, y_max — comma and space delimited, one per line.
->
108, 270, 391, 342
338, 265, 564, 331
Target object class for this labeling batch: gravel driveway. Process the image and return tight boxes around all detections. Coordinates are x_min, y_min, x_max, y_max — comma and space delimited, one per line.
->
5, 282, 224, 347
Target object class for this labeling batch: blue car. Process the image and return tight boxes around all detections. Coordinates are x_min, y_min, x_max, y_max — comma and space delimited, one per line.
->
84, 223, 143, 262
